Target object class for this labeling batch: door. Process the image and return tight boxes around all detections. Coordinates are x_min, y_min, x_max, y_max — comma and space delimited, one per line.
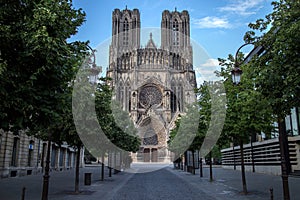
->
151, 148, 158, 162
144, 148, 150, 162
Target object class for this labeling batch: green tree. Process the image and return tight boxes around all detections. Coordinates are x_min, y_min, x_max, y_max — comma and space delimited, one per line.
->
0, 0, 87, 132
244, 1, 300, 199
1, 1, 87, 199
168, 103, 200, 160
94, 78, 140, 153
59, 85, 84, 194
93, 77, 140, 171
197, 81, 226, 180
217, 52, 274, 194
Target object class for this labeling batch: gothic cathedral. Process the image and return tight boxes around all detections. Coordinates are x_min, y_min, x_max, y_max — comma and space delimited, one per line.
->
106, 7, 196, 162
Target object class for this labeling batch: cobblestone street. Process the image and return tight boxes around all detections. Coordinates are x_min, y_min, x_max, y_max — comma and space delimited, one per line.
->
0, 163, 299, 200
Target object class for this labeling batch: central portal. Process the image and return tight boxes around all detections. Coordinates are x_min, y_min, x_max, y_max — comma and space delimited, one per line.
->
143, 148, 158, 162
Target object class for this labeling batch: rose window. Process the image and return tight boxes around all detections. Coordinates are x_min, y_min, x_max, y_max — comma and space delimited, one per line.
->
139, 86, 162, 107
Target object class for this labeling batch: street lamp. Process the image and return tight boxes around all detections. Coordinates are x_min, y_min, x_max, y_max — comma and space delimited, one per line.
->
231, 42, 252, 84
86, 46, 102, 84
230, 42, 254, 194
231, 67, 242, 85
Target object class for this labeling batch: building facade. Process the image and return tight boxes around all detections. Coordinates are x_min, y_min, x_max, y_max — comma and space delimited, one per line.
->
0, 129, 84, 178
107, 8, 196, 162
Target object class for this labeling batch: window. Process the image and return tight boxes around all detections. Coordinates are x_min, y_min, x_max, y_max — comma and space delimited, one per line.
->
11, 137, 19, 167
59, 148, 64, 167
143, 128, 158, 145
139, 85, 162, 108
51, 145, 57, 168
41, 143, 47, 168
123, 18, 129, 46
172, 19, 179, 46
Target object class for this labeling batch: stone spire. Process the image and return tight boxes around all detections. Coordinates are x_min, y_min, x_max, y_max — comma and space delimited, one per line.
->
146, 32, 156, 48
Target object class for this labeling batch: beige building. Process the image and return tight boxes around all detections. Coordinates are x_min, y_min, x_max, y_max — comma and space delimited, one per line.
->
107, 8, 197, 162
0, 129, 84, 178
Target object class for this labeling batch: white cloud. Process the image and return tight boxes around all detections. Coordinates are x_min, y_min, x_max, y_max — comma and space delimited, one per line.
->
195, 59, 222, 83
218, 0, 265, 16
192, 16, 231, 29
200, 58, 220, 67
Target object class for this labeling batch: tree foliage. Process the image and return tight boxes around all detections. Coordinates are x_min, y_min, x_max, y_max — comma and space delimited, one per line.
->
168, 103, 200, 157
217, 53, 274, 144
0, 0, 87, 135
95, 78, 140, 153
245, 0, 300, 119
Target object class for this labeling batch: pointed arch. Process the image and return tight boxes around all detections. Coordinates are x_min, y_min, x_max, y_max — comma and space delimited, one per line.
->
172, 18, 179, 46
123, 18, 129, 46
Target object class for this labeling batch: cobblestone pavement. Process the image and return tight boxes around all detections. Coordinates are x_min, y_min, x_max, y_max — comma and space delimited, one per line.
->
0, 163, 299, 200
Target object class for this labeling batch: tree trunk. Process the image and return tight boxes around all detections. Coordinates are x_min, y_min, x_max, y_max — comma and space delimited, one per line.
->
74, 145, 81, 194
41, 136, 51, 200
209, 151, 213, 182
278, 118, 290, 200
240, 138, 248, 194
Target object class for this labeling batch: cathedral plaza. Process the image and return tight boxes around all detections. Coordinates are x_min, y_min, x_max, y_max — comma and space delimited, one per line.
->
1, 1, 300, 200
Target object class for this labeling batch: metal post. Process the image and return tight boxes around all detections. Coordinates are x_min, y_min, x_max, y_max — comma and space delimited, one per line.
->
37, 139, 41, 168
41, 137, 51, 200
199, 157, 203, 177
233, 139, 236, 170
250, 137, 255, 172
21, 187, 26, 200
270, 187, 274, 200
209, 151, 213, 182
278, 118, 290, 200
240, 139, 248, 194
109, 167, 112, 177
108, 152, 112, 177
192, 150, 195, 175
101, 153, 104, 181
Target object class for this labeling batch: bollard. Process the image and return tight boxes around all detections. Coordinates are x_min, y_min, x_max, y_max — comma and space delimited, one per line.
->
21, 187, 26, 200
270, 187, 274, 200
200, 158, 203, 177
109, 167, 112, 177
84, 173, 92, 185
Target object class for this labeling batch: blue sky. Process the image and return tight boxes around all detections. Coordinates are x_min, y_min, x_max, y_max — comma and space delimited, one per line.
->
70, 0, 273, 81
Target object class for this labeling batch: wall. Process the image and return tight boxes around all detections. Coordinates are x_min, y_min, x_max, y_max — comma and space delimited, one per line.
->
221, 135, 300, 175
0, 130, 84, 179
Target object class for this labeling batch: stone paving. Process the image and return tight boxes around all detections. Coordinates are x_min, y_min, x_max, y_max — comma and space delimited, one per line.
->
0, 163, 299, 200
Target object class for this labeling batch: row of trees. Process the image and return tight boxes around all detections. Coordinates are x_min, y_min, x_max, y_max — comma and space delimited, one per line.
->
169, 0, 299, 198
1, 0, 140, 199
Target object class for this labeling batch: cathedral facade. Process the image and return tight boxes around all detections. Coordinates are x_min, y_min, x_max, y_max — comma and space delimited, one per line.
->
106, 7, 196, 162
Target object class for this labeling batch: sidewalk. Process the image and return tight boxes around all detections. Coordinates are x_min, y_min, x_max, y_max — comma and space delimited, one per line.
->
0, 164, 118, 200
169, 166, 300, 200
